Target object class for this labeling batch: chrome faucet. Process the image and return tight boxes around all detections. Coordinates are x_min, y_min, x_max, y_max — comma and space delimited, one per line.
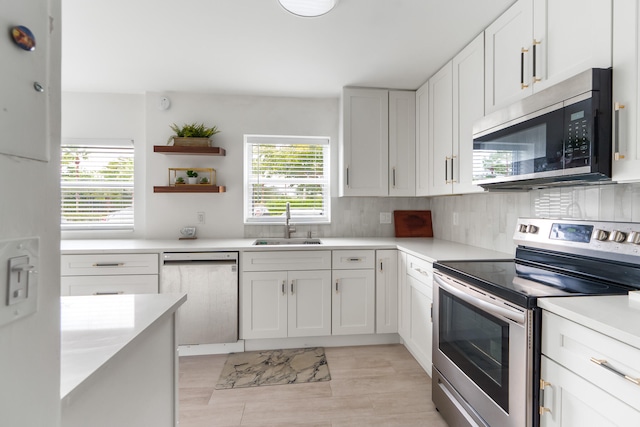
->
284, 202, 296, 238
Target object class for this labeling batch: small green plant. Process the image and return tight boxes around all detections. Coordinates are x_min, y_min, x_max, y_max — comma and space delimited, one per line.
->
169, 122, 220, 138
199, 177, 209, 184
174, 177, 185, 184
186, 170, 198, 178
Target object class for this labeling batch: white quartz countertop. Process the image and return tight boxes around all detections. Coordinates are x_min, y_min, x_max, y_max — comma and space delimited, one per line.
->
61, 237, 512, 263
60, 293, 187, 400
538, 294, 640, 350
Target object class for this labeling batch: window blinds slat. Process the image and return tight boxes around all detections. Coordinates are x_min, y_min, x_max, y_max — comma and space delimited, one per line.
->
245, 137, 330, 223
61, 143, 134, 231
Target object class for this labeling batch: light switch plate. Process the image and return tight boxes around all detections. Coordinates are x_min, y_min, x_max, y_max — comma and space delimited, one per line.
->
0, 237, 39, 327
380, 212, 392, 224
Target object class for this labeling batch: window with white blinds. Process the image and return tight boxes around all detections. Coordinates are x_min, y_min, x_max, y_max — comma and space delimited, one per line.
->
61, 139, 134, 231
244, 135, 330, 224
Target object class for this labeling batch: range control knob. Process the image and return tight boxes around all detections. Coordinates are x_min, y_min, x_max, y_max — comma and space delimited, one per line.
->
527, 225, 539, 234
518, 224, 528, 233
627, 231, 640, 245
608, 230, 627, 243
594, 229, 610, 241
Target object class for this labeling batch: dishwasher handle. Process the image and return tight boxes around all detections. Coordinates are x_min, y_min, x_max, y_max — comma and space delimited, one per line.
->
162, 251, 238, 263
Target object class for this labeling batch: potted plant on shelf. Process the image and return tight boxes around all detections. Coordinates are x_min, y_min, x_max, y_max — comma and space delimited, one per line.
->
199, 177, 209, 185
174, 176, 185, 185
186, 170, 198, 184
168, 122, 220, 147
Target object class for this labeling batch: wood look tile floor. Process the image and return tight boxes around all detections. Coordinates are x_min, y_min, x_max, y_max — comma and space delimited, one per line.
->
179, 344, 449, 427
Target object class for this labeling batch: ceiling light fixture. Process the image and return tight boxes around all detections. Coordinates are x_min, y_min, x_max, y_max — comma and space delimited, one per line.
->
278, 0, 338, 17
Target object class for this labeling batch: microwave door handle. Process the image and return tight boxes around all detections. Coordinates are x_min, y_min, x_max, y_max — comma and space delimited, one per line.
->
434, 275, 526, 325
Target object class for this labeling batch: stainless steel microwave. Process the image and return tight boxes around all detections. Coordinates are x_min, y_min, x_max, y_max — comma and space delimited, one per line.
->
472, 68, 612, 191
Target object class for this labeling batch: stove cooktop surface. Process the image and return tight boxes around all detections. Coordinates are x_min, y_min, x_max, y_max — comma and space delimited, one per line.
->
435, 259, 633, 308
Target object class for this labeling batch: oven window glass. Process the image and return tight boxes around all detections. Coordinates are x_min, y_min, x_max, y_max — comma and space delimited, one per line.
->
473, 108, 565, 182
439, 288, 510, 412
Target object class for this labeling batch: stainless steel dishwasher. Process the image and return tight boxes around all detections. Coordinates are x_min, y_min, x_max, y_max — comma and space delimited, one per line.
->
160, 252, 238, 345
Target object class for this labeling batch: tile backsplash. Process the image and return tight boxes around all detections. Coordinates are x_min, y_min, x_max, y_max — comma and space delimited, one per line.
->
244, 197, 430, 239
430, 182, 640, 254
245, 182, 640, 255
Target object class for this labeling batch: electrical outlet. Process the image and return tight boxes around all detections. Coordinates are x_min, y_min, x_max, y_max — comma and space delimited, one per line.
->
453, 212, 459, 226
197, 212, 205, 224
380, 212, 392, 224
1, 237, 38, 327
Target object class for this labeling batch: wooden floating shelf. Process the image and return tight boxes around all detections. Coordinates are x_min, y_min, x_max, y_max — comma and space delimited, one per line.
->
153, 185, 226, 193
153, 145, 226, 156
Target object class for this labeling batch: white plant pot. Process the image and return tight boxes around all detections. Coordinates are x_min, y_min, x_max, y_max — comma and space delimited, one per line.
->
187, 177, 198, 184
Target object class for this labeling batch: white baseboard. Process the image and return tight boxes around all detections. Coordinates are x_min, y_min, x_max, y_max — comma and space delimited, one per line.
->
243, 333, 400, 352
178, 340, 245, 356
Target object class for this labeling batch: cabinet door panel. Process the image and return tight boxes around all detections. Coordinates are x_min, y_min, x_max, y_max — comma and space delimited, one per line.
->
540, 356, 640, 427
376, 250, 398, 334
332, 270, 375, 335
428, 61, 454, 196
389, 91, 416, 196
415, 82, 430, 196
241, 272, 287, 339
533, 0, 612, 93
288, 270, 331, 337
612, 0, 640, 182
397, 252, 410, 340
341, 88, 389, 196
453, 32, 485, 195
485, 0, 534, 113
62, 275, 158, 296
408, 276, 432, 375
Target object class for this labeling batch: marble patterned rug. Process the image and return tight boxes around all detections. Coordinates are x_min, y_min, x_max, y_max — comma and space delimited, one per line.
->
215, 347, 331, 389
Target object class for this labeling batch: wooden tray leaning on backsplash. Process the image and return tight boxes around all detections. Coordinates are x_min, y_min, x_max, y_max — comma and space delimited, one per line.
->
394, 210, 433, 237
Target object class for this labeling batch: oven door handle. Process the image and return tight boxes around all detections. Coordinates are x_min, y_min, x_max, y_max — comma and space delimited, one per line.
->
435, 275, 526, 325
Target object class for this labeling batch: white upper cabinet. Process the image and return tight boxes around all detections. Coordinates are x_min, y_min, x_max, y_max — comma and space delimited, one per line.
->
340, 87, 415, 197
389, 91, 416, 196
427, 33, 485, 196
611, 0, 640, 182
532, 0, 612, 93
485, 0, 612, 114
415, 82, 430, 196
452, 33, 486, 195
428, 62, 454, 195
485, 0, 534, 113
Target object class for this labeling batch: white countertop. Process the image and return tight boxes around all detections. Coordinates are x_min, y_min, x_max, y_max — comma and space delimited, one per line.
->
538, 294, 640, 350
60, 293, 187, 400
61, 237, 513, 263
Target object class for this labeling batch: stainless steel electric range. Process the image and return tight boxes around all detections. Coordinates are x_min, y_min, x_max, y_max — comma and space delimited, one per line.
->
432, 218, 640, 427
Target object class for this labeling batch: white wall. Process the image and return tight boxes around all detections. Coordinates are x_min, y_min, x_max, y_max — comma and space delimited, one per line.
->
0, 0, 62, 425
144, 92, 340, 238
61, 92, 146, 238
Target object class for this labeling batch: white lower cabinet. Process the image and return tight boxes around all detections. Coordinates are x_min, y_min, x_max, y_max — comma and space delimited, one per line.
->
397, 252, 411, 339
332, 250, 376, 335
399, 253, 433, 375
540, 310, 640, 426
540, 356, 639, 427
242, 270, 331, 339
60, 253, 159, 296
375, 249, 398, 333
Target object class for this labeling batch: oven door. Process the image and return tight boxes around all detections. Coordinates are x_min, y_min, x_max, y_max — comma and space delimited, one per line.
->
433, 271, 533, 427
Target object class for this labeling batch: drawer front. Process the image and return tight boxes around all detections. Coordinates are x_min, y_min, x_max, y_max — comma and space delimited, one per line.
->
61, 254, 159, 276
542, 311, 640, 409
406, 254, 432, 284
242, 251, 331, 271
332, 250, 375, 270
61, 275, 158, 296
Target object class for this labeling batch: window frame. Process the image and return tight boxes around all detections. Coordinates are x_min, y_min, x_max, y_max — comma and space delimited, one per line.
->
60, 138, 135, 232
243, 134, 331, 225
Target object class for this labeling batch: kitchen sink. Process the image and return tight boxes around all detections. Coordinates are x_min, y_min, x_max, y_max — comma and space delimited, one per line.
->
252, 238, 323, 246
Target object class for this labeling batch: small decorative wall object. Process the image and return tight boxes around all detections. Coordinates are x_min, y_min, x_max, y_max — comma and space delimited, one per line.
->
168, 168, 216, 186
10, 25, 36, 51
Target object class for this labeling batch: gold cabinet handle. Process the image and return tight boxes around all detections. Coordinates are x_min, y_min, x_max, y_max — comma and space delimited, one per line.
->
590, 357, 640, 386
